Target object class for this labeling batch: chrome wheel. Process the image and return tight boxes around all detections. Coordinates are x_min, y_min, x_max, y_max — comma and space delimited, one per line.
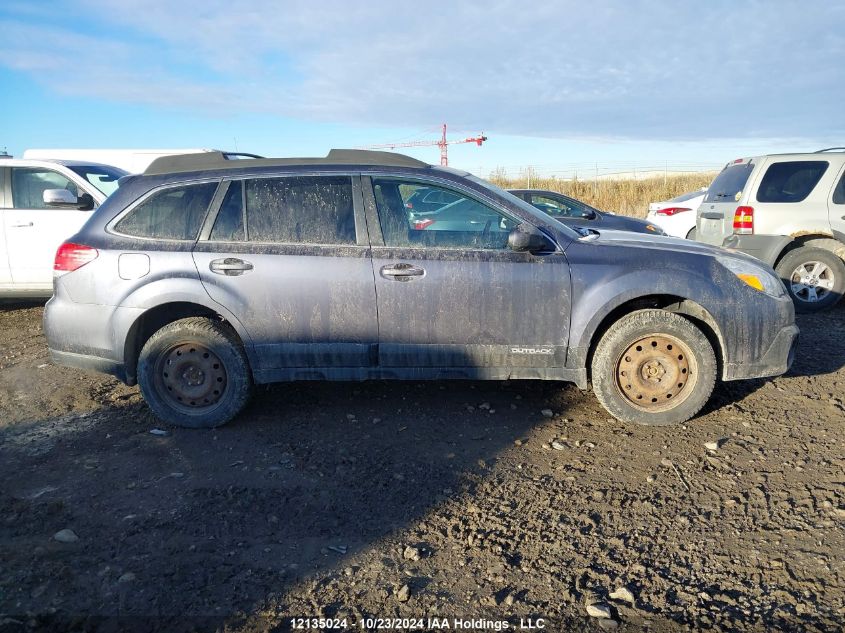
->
789, 260, 835, 304
615, 334, 696, 412
155, 342, 227, 411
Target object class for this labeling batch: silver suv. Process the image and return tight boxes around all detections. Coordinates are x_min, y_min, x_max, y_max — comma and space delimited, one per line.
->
697, 148, 845, 311
44, 151, 798, 428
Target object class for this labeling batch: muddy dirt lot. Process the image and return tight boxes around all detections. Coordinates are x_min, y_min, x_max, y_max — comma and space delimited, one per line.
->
0, 302, 843, 632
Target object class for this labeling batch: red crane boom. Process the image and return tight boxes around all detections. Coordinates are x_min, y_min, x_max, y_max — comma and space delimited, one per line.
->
357, 124, 487, 166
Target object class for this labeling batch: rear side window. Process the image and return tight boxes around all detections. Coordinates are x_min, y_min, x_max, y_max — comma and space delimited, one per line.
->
115, 182, 217, 240
704, 163, 754, 203
244, 176, 355, 244
756, 161, 828, 203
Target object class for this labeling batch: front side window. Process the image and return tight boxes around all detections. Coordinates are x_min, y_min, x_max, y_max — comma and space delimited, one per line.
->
114, 182, 218, 240
756, 161, 828, 203
10, 167, 78, 209
245, 176, 355, 244
372, 179, 518, 249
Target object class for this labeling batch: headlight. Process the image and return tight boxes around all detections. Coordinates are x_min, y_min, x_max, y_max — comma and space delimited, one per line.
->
716, 255, 785, 297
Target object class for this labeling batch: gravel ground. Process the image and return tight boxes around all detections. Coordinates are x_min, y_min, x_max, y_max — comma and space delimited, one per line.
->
0, 301, 843, 632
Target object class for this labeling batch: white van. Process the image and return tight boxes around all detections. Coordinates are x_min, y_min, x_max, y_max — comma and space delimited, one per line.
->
22, 149, 217, 175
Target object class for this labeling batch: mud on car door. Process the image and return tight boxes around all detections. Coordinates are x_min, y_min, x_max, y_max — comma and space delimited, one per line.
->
363, 176, 572, 376
193, 175, 378, 381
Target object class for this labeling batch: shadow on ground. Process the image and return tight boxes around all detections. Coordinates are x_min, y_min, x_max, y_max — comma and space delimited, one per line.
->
0, 379, 562, 630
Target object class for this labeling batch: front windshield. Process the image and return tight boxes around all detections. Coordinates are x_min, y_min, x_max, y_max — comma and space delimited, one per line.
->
467, 176, 582, 240
68, 164, 129, 197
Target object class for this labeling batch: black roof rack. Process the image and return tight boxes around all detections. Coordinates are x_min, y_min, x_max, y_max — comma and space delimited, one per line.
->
143, 149, 429, 176
815, 147, 845, 153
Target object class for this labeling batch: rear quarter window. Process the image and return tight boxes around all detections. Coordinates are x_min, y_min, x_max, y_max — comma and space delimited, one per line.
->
114, 182, 218, 240
756, 161, 828, 203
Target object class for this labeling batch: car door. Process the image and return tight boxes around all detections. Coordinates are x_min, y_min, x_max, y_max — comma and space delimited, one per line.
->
829, 162, 845, 241
193, 174, 379, 379
0, 167, 10, 285
5, 166, 96, 287
364, 176, 572, 374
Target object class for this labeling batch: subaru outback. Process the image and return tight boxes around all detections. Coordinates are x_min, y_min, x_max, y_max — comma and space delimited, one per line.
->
44, 150, 798, 428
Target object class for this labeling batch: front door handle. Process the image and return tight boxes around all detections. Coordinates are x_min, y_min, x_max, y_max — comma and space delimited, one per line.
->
10, 222, 34, 228
380, 263, 425, 281
209, 257, 254, 276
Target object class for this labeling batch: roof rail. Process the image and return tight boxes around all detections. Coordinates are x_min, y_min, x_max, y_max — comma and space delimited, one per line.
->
815, 147, 845, 153
143, 149, 429, 176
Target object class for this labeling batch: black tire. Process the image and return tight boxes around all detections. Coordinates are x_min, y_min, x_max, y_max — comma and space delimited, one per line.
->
138, 317, 252, 428
591, 309, 717, 426
774, 246, 845, 313
685, 227, 697, 240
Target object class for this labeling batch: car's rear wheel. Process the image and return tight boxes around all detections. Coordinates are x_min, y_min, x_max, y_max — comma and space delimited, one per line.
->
685, 227, 697, 240
774, 246, 845, 313
591, 309, 717, 425
138, 317, 252, 428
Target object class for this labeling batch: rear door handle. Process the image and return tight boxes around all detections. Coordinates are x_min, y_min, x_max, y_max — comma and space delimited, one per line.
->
209, 257, 254, 276
700, 212, 723, 220
380, 263, 425, 281
10, 222, 34, 228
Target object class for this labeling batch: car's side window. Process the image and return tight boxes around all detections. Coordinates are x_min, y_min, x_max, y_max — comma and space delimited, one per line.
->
372, 179, 518, 249
244, 176, 355, 245
530, 194, 577, 217
114, 182, 218, 240
210, 180, 246, 241
756, 161, 829, 203
832, 171, 845, 205
10, 167, 78, 210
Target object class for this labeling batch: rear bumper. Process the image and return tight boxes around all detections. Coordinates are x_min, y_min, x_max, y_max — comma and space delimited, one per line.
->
48, 348, 129, 383
723, 323, 799, 381
722, 234, 794, 267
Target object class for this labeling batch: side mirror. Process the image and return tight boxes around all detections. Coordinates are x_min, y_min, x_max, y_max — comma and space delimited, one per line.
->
508, 223, 555, 254
43, 189, 94, 210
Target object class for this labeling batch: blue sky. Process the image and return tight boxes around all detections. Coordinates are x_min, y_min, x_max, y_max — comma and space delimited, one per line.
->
1, 0, 842, 178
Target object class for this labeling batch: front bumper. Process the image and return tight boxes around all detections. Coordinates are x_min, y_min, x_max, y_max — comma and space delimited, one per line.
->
723, 323, 799, 381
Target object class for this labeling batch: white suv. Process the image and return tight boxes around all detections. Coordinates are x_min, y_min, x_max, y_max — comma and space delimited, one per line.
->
697, 148, 845, 312
0, 156, 127, 297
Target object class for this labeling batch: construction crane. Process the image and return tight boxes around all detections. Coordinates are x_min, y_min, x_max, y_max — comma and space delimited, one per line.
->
357, 124, 487, 167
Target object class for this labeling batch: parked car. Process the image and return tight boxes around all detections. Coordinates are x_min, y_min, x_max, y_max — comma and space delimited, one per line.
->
509, 189, 665, 235
45, 150, 797, 429
697, 149, 845, 312
646, 188, 707, 239
0, 156, 128, 297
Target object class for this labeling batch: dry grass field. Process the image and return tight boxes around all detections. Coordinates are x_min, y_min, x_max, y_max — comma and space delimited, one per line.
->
489, 171, 717, 218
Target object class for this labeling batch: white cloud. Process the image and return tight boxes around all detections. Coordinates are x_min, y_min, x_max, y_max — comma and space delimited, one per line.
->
2, 0, 843, 140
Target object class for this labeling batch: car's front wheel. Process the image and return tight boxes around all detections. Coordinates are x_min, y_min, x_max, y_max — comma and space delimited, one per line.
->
591, 309, 717, 425
774, 246, 845, 313
138, 317, 253, 428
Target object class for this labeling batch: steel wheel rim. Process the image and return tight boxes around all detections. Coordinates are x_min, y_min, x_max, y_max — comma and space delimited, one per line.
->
155, 342, 227, 412
615, 333, 696, 412
789, 260, 835, 303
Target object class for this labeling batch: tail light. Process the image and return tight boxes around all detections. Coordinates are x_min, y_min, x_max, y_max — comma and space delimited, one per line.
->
54, 242, 98, 273
413, 218, 436, 230
732, 206, 754, 234
655, 206, 692, 216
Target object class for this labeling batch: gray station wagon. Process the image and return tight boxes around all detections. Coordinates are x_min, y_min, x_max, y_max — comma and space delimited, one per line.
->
44, 150, 798, 428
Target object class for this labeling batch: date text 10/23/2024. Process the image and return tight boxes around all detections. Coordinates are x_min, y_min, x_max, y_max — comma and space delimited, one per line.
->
290, 617, 548, 630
